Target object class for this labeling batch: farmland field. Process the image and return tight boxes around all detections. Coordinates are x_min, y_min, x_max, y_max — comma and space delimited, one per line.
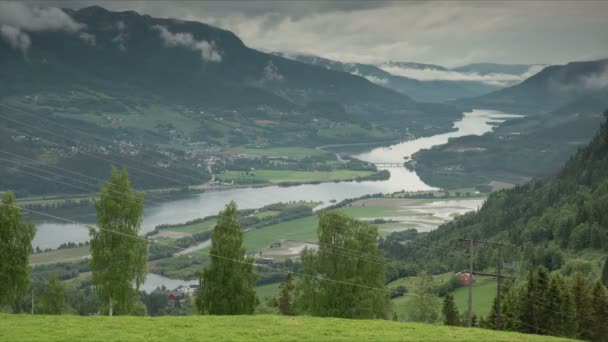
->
230, 147, 327, 158
217, 169, 376, 184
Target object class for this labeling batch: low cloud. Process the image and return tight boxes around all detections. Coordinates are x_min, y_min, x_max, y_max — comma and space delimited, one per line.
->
0, 25, 31, 55
112, 21, 127, 51
151, 25, 222, 63
0, 2, 83, 32
0, 3, 96, 49
580, 65, 608, 91
351, 69, 388, 86
78, 32, 96, 46
262, 61, 284, 82
377, 64, 545, 86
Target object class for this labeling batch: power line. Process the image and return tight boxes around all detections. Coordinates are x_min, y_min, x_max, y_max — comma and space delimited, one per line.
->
1, 154, 458, 265
4, 202, 575, 338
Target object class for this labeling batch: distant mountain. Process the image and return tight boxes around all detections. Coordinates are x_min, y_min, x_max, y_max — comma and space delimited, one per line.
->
273, 53, 502, 102
408, 58, 608, 191
462, 59, 608, 114
0, 5, 464, 196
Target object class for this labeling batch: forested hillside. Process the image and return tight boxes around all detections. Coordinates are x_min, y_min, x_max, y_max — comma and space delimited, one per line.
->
400, 112, 608, 275
409, 59, 608, 189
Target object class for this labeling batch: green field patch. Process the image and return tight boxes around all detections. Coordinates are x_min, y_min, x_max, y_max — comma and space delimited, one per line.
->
0, 314, 570, 341
168, 219, 217, 234
243, 216, 319, 252
255, 210, 280, 219
451, 277, 497, 318
30, 247, 90, 266
218, 170, 375, 184
256, 282, 281, 301
232, 147, 326, 158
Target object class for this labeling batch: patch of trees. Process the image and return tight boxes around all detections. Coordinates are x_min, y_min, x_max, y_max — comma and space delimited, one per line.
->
295, 212, 389, 318
481, 267, 608, 341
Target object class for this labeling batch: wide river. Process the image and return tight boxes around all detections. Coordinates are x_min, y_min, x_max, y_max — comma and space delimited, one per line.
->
32, 109, 521, 250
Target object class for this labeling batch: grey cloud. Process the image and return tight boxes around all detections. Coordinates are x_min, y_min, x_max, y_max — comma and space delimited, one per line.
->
151, 25, 222, 63
378, 64, 546, 86
0, 3, 96, 46
15, 1, 608, 66
581, 66, 608, 91
112, 21, 127, 51
0, 24, 31, 55
0, 2, 83, 32
262, 61, 284, 82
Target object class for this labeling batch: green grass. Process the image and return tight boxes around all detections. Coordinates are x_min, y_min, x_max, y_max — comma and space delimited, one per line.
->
243, 216, 319, 252
333, 206, 397, 218
30, 247, 89, 265
256, 282, 281, 301
234, 147, 326, 158
451, 278, 497, 318
0, 314, 571, 341
390, 275, 498, 320
169, 219, 217, 234
218, 170, 375, 183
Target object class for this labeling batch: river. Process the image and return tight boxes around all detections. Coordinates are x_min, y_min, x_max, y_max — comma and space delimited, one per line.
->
34, 108, 523, 292
32, 109, 522, 250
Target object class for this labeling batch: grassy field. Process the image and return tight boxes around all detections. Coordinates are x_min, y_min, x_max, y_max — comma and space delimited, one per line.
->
452, 278, 497, 318
243, 216, 319, 252
0, 314, 571, 341
389, 274, 497, 321
256, 282, 281, 301
168, 218, 217, 234
218, 170, 375, 183
30, 247, 89, 265
231, 147, 327, 158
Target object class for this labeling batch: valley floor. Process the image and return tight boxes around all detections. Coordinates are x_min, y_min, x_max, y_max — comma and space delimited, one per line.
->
0, 314, 572, 342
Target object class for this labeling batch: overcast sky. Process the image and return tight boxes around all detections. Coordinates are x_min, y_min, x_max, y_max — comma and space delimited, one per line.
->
20, 1, 608, 67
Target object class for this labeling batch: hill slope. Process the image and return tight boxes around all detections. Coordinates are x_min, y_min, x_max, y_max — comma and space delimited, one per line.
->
0, 314, 572, 341
424, 112, 608, 272
461, 59, 608, 114
0, 5, 461, 195
408, 59, 608, 189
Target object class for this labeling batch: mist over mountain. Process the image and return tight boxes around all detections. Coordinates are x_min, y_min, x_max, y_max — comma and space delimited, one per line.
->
273, 52, 504, 103
462, 59, 608, 114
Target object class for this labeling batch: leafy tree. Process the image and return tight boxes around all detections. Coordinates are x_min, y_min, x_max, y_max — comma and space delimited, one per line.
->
196, 201, 256, 315
89, 167, 147, 316
590, 280, 608, 342
406, 272, 440, 323
277, 272, 295, 316
295, 212, 389, 319
442, 293, 459, 326
41, 275, 65, 314
0, 192, 36, 307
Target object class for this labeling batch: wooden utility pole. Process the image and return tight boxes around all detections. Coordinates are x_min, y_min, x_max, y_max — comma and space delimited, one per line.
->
458, 239, 514, 329
467, 239, 474, 327
496, 246, 502, 329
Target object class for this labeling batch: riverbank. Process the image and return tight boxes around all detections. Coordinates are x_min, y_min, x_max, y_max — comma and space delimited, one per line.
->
31, 109, 519, 251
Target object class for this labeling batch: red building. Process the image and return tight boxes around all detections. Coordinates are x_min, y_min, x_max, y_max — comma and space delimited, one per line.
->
455, 272, 475, 286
